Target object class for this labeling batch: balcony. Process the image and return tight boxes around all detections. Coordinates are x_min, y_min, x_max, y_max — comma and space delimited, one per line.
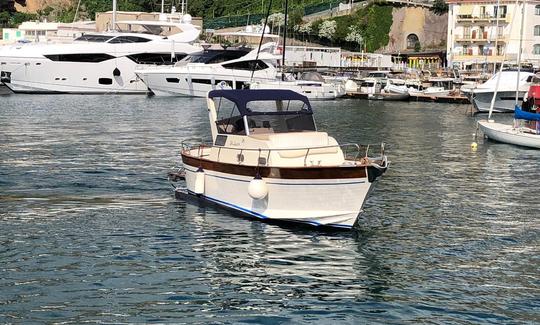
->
455, 34, 506, 43
456, 14, 509, 24
452, 54, 506, 62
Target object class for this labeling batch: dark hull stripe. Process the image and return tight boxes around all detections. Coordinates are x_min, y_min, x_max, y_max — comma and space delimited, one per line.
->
182, 153, 383, 180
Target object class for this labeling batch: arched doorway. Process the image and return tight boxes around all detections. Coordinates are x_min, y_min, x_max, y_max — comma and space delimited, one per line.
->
406, 34, 419, 50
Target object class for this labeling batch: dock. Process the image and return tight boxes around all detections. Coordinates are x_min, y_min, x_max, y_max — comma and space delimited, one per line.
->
345, 92, 470, 104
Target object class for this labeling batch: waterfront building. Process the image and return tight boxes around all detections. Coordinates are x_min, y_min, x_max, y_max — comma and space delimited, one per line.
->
1, 21, 96, 44
446, 0, 540, 70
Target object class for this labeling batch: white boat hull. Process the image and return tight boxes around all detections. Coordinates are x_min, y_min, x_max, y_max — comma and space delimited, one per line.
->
471, 91, 525, 113
136, 69, 277, 97
183, 166, 374, 228
250, 81, 345, 100
478, 120, 540, 148
2, 56, 150, 94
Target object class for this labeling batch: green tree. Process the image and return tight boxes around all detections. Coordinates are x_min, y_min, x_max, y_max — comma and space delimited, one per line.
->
0, 11, 10, 27
431, 0, 448, 15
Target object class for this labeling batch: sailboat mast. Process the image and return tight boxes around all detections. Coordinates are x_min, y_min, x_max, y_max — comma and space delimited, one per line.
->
281, 0, 288, 81
112, 0, 117, 31
493, 0, 500, 74
515, 0, 525, 106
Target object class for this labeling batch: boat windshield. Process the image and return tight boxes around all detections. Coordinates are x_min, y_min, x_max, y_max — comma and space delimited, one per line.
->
74, 34, 115, 42
181, 49, 250, 64
211, 89, 315, 135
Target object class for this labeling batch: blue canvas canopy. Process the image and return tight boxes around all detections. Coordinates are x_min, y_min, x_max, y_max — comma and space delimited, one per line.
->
514, 105, 540, 122
208, 89, 312, 116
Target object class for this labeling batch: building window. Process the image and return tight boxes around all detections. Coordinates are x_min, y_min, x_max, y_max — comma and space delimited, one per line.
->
534, 44, 540, 55
535, 25, 540, 36
406, 34, 419, 49
494, 5, 507, 18
536, 5, 540, 15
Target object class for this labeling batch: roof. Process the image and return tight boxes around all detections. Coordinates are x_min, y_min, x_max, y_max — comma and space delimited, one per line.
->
208, 89, 312, 115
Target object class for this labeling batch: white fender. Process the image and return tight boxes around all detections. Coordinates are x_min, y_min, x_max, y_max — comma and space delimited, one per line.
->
193, 167, 205, 194
248, 175, 268, 200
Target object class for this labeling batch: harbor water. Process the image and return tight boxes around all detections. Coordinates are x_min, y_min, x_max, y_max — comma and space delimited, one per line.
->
0, 93, 538, 323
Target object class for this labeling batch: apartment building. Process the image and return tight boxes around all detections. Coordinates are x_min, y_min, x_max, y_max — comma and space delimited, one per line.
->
446, 0, 540, 70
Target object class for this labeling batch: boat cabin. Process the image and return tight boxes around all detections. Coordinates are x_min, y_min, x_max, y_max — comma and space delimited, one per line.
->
209, 89, 316, 138
204, 89, 344, 167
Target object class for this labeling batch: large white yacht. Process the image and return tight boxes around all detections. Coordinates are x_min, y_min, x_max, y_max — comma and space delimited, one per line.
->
462, 70, 536, 113
0, 14, 201, 94
134, 42, 280, 97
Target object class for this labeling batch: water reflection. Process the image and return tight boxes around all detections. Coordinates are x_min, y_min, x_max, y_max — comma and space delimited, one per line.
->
0, 94, 538, 323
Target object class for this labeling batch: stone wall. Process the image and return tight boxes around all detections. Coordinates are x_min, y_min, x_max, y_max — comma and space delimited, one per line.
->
383, 7, 447, 53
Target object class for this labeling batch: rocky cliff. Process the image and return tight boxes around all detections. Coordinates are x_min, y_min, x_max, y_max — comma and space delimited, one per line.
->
15, 0, 71, 13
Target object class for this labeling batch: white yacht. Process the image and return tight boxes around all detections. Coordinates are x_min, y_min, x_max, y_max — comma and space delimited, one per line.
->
135, 42, 280, 97
462, 70, 536, 113
171, 89, 388, 229
249, 71, 346, 100
0, 15, 201, 94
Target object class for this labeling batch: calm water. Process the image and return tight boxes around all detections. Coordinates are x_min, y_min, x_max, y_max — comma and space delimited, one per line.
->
0, 93, 538, 324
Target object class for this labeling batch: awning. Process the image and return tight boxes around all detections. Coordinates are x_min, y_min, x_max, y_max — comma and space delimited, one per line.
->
459, 5, 473, 15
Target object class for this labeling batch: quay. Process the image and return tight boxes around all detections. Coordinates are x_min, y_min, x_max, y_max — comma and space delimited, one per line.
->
346, 91, 470, 104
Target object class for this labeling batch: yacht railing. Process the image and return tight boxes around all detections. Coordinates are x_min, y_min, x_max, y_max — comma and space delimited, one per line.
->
180, 139, 386, 166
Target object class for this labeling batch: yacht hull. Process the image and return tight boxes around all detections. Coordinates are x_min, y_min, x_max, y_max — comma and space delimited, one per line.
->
181, 161, 383, 229
478, 120, 540, 148
471, 91, 525, 113
1, 57, 149, 94
250, 81, 344, 100
137, 69, 276, 97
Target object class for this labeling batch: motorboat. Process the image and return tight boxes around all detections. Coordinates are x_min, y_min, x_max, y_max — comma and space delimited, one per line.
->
463, 70, 536, 113
408, 77, 455, 97
478, 81, 540, 148
171, 89, 388, 229
249, 71, 346, 100
0, 13, 201, 94
135, 42, 280, 97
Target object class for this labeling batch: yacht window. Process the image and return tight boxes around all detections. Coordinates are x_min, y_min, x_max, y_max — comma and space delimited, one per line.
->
192, 79, 213, 85
98, 78, 113, 85
166, 78, 180, 83
181, 49, 250, 64
74, 35, 114, 42
44, 53, 115, 63
127, 53, 186, 64
222, 60, 269, 71
108, 36, 152, 43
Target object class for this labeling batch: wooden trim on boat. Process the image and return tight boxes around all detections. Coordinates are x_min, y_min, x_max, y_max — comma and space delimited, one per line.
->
182, 153, 370, 179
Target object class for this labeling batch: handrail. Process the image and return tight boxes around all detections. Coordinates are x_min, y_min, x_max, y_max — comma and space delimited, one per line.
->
180, 140, 386, 166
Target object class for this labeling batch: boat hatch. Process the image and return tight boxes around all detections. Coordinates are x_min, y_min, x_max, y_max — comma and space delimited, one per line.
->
210, 89, 316, 135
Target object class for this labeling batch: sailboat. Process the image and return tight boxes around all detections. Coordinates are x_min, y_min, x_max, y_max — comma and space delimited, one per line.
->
477, 1, 540, 148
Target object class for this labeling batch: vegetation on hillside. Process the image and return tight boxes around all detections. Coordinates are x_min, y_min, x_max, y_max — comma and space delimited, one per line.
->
292, 4, 393, 52
1, 0, 333, 25
431, 0, 448, 15
1, 0, 394, 52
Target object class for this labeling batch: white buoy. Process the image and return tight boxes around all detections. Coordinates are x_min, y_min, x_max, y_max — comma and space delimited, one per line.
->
193, 167, 205, 194
248, 174, 268, 200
